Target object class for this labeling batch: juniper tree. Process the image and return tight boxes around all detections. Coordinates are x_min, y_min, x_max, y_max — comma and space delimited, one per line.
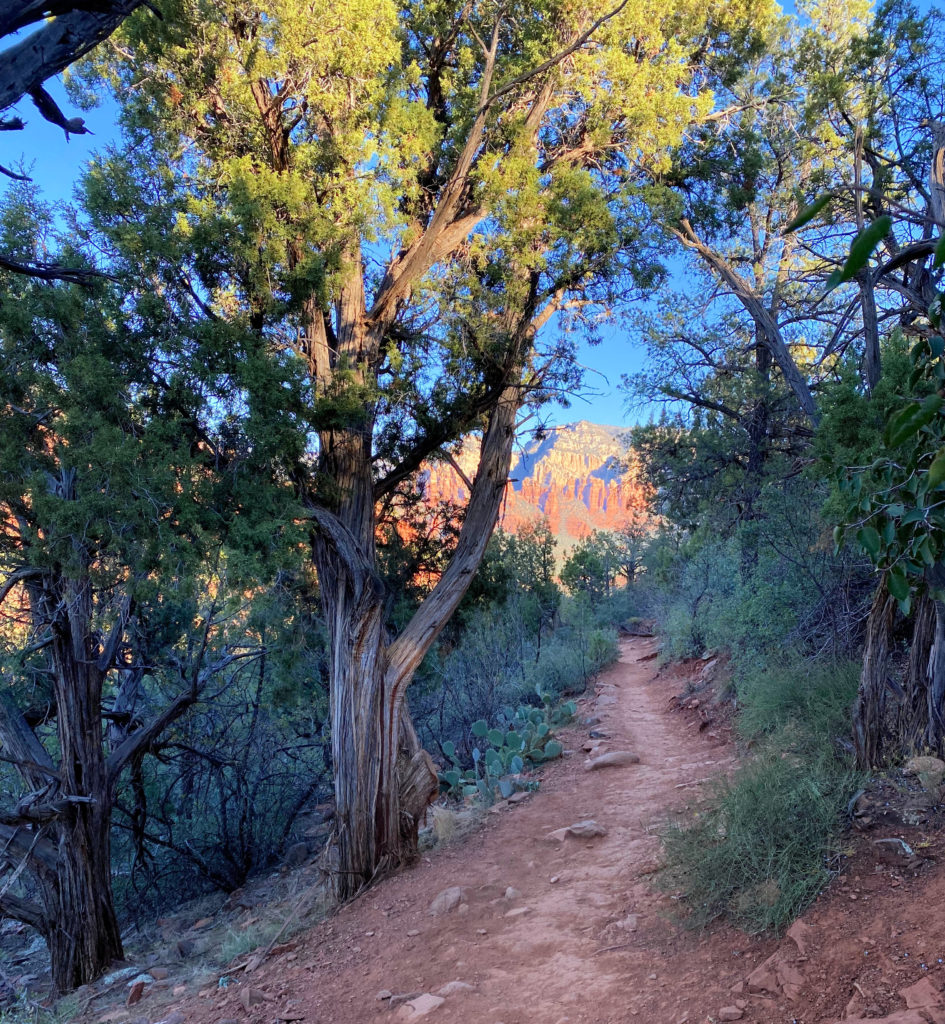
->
0, 188, 302, 989
78, 0, 775, 898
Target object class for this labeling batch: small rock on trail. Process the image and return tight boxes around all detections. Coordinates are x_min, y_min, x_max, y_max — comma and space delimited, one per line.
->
904, 755, 945, 791
900, 977, 942, 1009
584, 751, 640, 770
428, 886, 464, 916
396, 993, 445, 1020
546, 819, 608, 842
436, 981, 474, 996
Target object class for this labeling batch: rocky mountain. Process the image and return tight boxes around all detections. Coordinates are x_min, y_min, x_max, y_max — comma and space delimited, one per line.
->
422, 421, 649, 547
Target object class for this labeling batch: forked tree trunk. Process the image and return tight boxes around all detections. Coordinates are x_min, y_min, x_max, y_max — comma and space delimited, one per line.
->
319, 583, 440, 897
322, 580, 408, 894
0, 571, 125, 992
314, 386, 520, 898
0, 701, 124, 993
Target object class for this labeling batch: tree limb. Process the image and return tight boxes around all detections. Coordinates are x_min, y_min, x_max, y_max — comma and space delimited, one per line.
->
105, 649, 262, 788
674, 218, 819, 423
0, 252, 113, 285
0, 889, 45, 932
0, 692, 56, 792
0, 0, 146, 120
386, 379, 522, 692
0, 824, 58, 877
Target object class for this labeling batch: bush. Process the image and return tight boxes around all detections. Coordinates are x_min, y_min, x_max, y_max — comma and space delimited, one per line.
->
411, 590, 622, 763
660, 659, 862, 933
644, 477, 873, 668
528, 595, 619, 699
736, 659, 860, 749
661, 742, 858, 933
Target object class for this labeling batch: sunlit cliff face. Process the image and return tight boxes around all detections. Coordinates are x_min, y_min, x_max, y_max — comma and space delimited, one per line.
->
423, 421, 651, 547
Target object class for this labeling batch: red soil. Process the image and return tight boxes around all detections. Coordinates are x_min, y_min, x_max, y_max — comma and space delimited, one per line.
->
137, 637, 945, 1024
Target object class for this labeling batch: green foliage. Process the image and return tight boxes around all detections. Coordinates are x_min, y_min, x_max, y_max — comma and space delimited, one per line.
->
412, 520, 622, 768
816, 334, 917, 480
647, 480, 867, 667
437, 696, 576, 804
838, 326, 945, 614
459, 522, 561, 635
0, 187, 325, 926
662, 656, 860, 933
736, 659, 861, 749
661, 742, 858, 932
67, 0, 752, 508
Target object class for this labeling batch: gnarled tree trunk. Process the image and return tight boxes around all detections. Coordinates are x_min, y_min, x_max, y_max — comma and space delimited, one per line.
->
0, 573, 124, 992
314, 386, 521, 898
853, 576, 896, 768
43, 581, 123, 991
898, 565, 945, 756
41, 811, 123, 992
900, 590, 935, 751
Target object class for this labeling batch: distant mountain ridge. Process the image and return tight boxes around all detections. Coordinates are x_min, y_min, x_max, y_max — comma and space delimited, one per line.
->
423, 421, 648, 547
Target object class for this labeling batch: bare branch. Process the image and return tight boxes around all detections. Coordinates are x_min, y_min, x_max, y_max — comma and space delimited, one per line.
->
481, 0, 630, 114
105, 649, 263, 787
0, 252, 113, 285
442, 450, 474, 493
0, 0, 146, 122
0, 824, 58, 877
0, 889, 44, 932
0, 163, 30, 181
28, 85, 91, 136
0, 567, 42, 609
0, 692, 56, 794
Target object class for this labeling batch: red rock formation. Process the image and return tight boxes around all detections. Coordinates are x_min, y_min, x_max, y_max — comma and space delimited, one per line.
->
409, 421, 652, 548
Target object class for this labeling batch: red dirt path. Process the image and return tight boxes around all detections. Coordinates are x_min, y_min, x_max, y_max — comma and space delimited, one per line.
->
161, 637, 945, 1024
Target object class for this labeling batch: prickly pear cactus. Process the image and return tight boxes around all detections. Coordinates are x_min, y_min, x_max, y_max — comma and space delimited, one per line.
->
437, 694, 577, 804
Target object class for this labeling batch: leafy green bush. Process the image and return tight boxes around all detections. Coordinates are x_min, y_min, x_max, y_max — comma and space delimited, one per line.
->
650, 502, 871, 667
412, 588, 621, 756
526, 622, 617, 700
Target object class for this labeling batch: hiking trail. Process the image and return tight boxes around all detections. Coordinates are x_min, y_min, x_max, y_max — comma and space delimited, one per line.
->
123, 637, 945, 1024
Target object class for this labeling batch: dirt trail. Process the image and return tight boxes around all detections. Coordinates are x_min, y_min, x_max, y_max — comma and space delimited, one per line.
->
168, 636, 945, 1024
178, 636, 760, 1024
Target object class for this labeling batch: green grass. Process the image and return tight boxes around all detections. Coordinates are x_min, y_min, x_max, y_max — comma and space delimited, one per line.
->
736, 658, 860, 748
218, 920, 285, 964
660, 659, 862, 933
